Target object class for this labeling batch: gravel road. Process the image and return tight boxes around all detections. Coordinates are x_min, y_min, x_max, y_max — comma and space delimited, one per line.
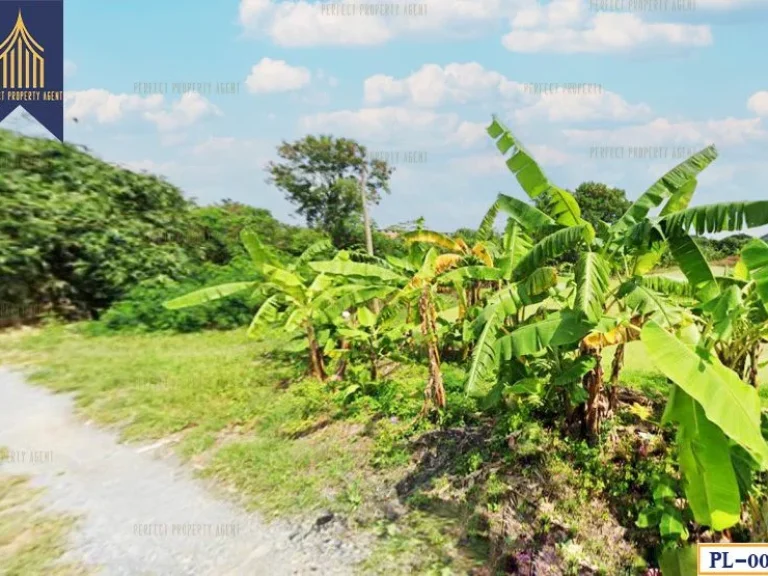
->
0, 367, 368, 575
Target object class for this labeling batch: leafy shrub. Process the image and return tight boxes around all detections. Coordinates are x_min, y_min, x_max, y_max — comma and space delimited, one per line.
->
0, 129, 194, 319
87, 257, 262, 334
187, 202, 331, 264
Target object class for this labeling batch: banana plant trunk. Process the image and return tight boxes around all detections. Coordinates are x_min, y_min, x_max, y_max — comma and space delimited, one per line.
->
369, 343, 378, 381
749, 343, 762, 388
608, 343, 625, 412
334, 339, 350, 381
306, 323, 327, 381
581, 341, 605, 441
419, 286, 446, 412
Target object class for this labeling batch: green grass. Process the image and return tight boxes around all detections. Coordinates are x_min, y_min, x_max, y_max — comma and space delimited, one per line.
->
0, 468, 88, 575
0, 326, 374, 518
2, 322, 765, 574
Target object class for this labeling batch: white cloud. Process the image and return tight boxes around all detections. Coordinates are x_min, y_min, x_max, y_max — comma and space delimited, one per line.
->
563, 117, 766, 148
64, 90, 164, 123
747, 91, 768, 117
237, 0, 748, 51
502, 0, 712, 53
143, 92, 221, 132
238, 0, 527, 47
455, 144, 572, 174
245, 58, 312, 94
362, 62, 651, 123
65, 90, 220, 132
364, 62, 523, 107
300, 106, 486, 148
512, 89, 651, 123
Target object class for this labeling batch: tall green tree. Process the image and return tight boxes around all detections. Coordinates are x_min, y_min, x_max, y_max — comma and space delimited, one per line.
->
535, 181, 631, 229
265, 136, 393, 248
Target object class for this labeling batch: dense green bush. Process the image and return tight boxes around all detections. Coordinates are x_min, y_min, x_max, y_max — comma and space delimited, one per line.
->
187, 202, 331, 264
694, 233, 754, 261
87, 257, 262, 334
0, 130, 194, 319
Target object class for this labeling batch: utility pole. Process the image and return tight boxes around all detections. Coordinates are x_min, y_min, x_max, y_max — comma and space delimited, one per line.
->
360, 163, 374, 257
359, 158, 380, 313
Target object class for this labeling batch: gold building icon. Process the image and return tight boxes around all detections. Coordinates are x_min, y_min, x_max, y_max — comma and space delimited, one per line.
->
0, 10, 44, 90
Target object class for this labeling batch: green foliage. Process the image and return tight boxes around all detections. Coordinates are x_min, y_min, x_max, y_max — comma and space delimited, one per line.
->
187, 201, 330, 263
542, 182, 631, 230
89, 258, 262, 334
265, 135, 394, 247
0, 129, 193, 319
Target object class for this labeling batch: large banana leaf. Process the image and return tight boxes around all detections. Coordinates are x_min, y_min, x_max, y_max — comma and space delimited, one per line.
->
471, 243, 494, 267
742, 238, 768, 310
478, 193, 556, 238
480, 285, 521, 320
631, 243, 666, 276
316, 285, 397, 319
629, 179, 700, 276
667, 234, 720, 303
263, 265, 304, 289
664, 386, 741, 530
642, 321, 768, 467
658, 546, 696, 576
496, 311, 594, 358
702, 285, 743, 342
412, 247, 440, 284
659, 178, 698, 216
402, 230, 463, 253
241, 228, 279, 269
611, 146, 718, 234
163, 281, 256, 310
617, 281, 680, 326
292, 239, 334, 269
520, 266, 558, 299
574, 252, 610, 323
661, 201, 768, 236
465, 303, 506, 397
513, 225, 591, 279
309, 260, 405, 283
487, 116, 551, 199
439, 266, 505, 284
542, 187, 583, 228
638, 275, 693, 298
498, 220, 533, 279
434, 253, 463, 275
246, 294, 280, 337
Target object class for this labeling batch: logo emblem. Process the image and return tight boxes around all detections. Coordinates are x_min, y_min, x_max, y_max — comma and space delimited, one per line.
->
0, 2, 63, 141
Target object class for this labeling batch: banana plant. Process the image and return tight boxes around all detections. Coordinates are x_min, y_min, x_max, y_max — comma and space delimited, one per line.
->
640, 317, 768, 571
401, 230, 496, 309
469, 115, 768, 439
163, 229, 386, 381
333, 305, 414, 381
638, 239, 768, 387
310, 247, 497, 412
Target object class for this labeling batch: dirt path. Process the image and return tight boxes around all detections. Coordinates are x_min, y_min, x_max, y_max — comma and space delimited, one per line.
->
0, 367, 367, 575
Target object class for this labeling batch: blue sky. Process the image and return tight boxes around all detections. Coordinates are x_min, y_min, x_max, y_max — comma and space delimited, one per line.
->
8, 0, 768, 235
